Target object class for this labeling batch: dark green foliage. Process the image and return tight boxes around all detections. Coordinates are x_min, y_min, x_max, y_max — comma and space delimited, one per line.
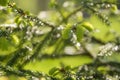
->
0, 0, 9, 6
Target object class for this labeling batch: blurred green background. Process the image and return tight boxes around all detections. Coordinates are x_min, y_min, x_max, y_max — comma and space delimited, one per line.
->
12, 0, 120, 15
13, 0, 49, 14
0, 0, 120, 79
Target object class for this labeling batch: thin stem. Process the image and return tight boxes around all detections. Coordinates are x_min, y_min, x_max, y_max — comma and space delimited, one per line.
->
80, 40, 97, 59
36, 53, 93, 60
59, 7, 82, 24
91, 36, 106, 45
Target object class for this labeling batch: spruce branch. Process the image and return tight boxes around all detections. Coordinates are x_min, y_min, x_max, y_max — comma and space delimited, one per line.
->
0, 0, 119, 79
6, 48, 28, 67
19, 31, 54, 68
8, 2, 55, 29
0, 63, 51, 79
